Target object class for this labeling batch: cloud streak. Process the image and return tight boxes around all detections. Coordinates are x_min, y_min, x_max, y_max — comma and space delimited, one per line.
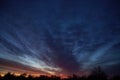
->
0, 0, 120, 76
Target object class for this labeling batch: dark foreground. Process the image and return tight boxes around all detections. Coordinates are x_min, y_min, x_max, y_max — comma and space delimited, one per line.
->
0, 67, 120, 80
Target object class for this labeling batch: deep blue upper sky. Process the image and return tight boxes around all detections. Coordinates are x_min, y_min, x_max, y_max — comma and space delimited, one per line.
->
0, 0, 120, 76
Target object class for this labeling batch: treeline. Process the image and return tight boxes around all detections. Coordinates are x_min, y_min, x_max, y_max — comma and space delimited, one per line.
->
0, 67, 120, 80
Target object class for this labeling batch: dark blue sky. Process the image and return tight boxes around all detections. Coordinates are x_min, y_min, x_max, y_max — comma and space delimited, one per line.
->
0, 0, 120, 76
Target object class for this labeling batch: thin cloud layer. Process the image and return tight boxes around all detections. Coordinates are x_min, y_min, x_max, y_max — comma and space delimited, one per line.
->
0, 0, 120, 76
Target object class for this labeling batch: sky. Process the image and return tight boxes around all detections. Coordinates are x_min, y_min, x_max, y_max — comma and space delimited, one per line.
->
0, 0, 120, 76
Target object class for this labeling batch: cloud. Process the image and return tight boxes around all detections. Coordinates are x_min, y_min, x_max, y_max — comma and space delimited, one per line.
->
0, 58, 48, 75
0, 0, 120, 76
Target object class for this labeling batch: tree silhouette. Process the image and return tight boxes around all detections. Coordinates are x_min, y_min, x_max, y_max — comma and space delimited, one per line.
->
0, 68, 120, 80
88, 67, 107, 80
17, 73, 27, 80
3, 72, 15, 80
27, 75, 34, 80
110, 75, 120, 80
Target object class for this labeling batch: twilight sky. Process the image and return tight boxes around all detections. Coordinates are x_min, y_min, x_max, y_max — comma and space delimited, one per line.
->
0, 0, 120, 76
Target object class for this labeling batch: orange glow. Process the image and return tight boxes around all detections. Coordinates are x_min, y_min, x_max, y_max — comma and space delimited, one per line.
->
14, 73, 21, 76
0, 74, 4, 77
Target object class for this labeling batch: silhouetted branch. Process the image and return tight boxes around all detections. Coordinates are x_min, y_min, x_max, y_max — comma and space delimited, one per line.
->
0, 67, 119, 80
